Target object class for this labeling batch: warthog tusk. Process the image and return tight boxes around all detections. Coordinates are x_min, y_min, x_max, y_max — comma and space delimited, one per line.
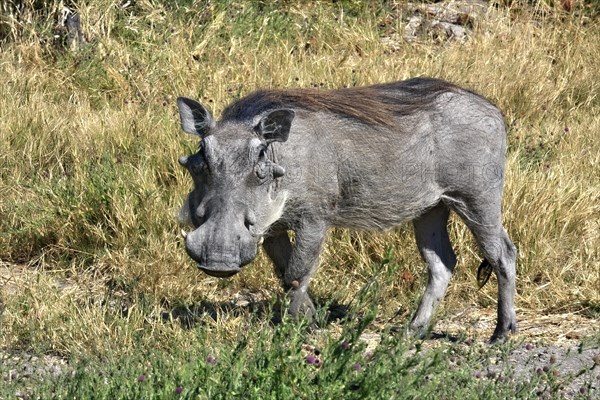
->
258, 237, 264, 245
180, 229, 188, 239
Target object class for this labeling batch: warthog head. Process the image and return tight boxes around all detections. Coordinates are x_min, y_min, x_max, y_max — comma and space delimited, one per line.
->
176, 97, 292, 277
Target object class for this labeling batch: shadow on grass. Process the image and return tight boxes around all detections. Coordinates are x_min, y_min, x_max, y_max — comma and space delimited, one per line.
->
383, 323, 468, 344
426, 332, 467, 343
161, 295, 349, 330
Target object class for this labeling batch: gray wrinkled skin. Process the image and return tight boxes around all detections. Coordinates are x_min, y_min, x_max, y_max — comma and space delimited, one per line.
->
176, 78, 517, 342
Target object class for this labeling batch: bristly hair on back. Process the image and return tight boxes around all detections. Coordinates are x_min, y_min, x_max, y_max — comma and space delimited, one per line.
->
221, 78, 470, 127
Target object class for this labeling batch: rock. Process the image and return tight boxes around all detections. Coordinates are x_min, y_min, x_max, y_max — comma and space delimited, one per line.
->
398, 0, 494, 44
403, 15, 430, 42
431, 21, 468, 42
425, 0, 491, 26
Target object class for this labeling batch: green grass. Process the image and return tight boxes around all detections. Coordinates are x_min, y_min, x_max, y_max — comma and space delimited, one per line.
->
1, 0, 599, 398
0, 330, 541, 400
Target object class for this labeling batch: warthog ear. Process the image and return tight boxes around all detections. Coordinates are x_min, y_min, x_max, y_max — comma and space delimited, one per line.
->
256, 109, 295, 143
177, 97, 215, 137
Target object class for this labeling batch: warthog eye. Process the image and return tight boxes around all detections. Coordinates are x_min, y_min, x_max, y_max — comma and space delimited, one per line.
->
183, 151, 207, 175
258, 147, 267, 160
254, 145, 269, 181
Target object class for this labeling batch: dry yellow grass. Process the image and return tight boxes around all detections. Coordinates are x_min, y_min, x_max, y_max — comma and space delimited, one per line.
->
0, 1, 598, 358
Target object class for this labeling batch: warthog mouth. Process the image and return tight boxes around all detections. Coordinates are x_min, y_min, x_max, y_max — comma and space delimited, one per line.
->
197, 264, 241, 278
180, 229, 264, 245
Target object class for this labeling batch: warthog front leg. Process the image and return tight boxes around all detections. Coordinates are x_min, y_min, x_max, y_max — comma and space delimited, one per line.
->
262, 230, 292, 279
409, 204, 457, 337
263, 220, 328, 319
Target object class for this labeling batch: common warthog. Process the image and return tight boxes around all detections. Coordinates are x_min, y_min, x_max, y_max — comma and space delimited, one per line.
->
177, 78, 516, 342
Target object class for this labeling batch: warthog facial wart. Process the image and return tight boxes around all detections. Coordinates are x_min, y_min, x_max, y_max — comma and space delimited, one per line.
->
175, 78, 517, 342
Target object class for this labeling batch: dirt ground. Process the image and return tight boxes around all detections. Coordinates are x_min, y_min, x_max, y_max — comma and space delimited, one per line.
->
417, 307, 599, 399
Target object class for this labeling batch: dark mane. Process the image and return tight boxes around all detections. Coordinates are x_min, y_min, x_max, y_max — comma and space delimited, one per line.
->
221, 78, 468, 127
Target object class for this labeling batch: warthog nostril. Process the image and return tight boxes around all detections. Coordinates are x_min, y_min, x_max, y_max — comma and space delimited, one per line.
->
245, 211, 256, 231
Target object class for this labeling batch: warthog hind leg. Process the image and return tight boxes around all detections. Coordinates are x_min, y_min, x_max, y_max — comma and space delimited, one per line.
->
450, 193, 517, 343
476, 227, 517, 342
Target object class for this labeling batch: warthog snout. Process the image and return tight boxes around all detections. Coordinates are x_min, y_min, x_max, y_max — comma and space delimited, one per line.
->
181, 204, 259, 278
